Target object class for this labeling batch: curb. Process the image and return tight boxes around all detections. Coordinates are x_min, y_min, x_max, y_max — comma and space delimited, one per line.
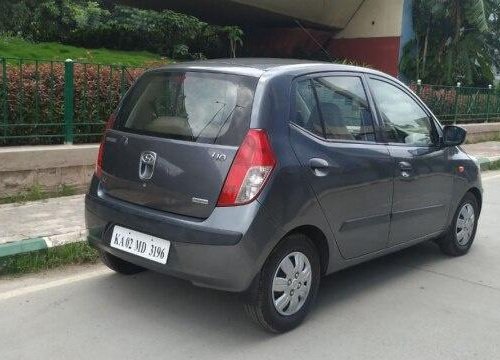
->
0, 230, 88, 259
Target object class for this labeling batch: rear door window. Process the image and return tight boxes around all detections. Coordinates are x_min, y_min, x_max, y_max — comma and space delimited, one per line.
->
313, 76, 376, 141
118, 71, 257, 146
292, 75, 376, 142
293, 79, 324, 137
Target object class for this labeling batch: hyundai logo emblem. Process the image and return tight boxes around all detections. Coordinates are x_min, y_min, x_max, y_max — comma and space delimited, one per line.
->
139, 151, 157, 180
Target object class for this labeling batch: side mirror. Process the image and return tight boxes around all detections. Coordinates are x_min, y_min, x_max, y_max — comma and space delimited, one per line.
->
442, 125, 466, 147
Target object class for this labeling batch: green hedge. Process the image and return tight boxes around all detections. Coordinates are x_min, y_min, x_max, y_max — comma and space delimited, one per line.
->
0, 60, 146, 146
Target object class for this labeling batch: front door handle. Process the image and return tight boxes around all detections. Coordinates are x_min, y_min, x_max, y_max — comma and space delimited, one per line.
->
309, 158, 329, 177
398, 161, 413, 179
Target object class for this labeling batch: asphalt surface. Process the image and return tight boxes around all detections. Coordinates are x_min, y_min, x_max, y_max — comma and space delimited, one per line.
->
2, 171, 500, 360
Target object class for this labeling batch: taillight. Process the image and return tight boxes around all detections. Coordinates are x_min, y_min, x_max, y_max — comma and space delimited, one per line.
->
217, 129, 276, 206
95, 141, 105, 178
95, 113, 116, 178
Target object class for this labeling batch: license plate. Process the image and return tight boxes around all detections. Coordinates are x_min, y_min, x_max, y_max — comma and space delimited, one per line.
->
110, 226, 170, 264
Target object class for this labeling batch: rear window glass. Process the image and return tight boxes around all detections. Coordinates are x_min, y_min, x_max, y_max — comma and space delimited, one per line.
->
117, 71, 258, 146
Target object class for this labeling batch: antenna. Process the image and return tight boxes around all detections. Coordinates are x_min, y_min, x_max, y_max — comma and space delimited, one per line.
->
294, 20, 334, 62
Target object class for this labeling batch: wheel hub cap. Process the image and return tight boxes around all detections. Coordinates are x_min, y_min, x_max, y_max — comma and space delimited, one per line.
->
272, 251, 312, 316
456, 203, 475, 246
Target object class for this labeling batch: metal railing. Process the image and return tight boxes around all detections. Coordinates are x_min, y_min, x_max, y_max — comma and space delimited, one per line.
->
1, 58, 500, 146
410, 81, 500, 124
0, 57, 148, 146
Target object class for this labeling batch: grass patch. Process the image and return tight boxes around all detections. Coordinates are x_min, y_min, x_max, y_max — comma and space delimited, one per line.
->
481, 159, 500, 171
0, 241, 99, 276
0, 184, 78, 205
0, 36, 165, 66
59, 184, 77, 197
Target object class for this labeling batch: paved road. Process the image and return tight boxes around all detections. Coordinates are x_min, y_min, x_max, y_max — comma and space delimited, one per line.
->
2, 171, 500, 360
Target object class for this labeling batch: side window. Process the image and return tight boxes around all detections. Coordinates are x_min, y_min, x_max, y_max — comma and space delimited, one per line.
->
368, 78, 436, 146
312, 76, 376, 141
292, 79, 324, 137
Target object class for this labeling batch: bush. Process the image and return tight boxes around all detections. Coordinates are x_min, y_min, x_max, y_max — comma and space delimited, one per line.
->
0, 60, 146, 146
68, 6, 231, 58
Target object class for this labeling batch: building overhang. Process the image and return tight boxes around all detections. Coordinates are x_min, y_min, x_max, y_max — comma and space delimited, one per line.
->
116, 0, 366, 30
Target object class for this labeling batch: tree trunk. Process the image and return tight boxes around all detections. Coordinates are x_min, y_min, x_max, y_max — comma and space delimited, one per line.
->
55, 0, 64, 42
422, 17, 431, 79
230, 40, 236, 58
454, 0, 462, 44
416, 37, 420, 80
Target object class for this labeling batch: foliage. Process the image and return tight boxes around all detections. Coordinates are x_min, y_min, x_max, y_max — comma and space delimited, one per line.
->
400, 0, 500, 86
486, 0, 500, 73
0, 0, 242, 60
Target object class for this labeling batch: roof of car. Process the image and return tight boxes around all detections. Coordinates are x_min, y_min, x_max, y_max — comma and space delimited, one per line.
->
151, 58, 389, 79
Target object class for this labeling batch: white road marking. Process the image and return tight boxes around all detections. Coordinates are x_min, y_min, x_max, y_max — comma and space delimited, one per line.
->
0, 268, 111, 301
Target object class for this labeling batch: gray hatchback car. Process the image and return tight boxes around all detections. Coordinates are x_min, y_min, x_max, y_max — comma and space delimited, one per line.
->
86, 58, 482, 332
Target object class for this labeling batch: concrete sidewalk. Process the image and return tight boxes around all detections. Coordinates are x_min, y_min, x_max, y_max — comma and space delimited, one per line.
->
0, 195, 86, 257
463, 141, 500, 169
1, 142, 499, 259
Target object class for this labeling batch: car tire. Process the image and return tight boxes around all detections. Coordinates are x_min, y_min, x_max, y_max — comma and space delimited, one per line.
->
244, 233, 321, 333
438, 192, 479, 256
100, 251, 145, 275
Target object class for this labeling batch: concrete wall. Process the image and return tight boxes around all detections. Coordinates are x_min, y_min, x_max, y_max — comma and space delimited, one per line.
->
233, 0, 364, 29
245, 27, 332, 58
0, 144, 98, 197
328, 37, 401, 75
334, 0, 404, 39
242, 0, 406, 76
461, 123, 500, 144
244, 0, 406, 76
328, 0, 405, 76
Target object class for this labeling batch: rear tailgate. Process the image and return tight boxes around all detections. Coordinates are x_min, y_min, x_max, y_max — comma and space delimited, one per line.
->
100, 70, 257, 219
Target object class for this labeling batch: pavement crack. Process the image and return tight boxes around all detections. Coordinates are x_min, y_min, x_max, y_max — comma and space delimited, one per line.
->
392, 262, 500, 292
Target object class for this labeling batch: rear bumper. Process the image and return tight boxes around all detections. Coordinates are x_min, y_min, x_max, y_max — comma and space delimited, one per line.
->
86, 192, 243, 246
85, 184, 282, 292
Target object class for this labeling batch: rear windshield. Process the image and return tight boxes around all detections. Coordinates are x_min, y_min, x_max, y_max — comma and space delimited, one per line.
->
117, 71, 258, 146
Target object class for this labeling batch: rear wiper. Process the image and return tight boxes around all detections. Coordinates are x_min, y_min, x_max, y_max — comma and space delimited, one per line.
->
212, 104, 244, 144
195, 101, 226, 140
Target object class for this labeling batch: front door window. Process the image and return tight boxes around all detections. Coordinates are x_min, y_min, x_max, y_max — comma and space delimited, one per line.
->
368, 78, 437, 146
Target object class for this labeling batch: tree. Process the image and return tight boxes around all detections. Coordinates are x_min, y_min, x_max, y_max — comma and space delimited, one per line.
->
401, 0, 499, 85
486, 0, 500, 73
222, 26, 244, 58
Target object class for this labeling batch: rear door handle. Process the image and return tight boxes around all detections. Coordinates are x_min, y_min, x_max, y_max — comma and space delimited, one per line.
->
309, 158, 329, 177
398, 161, 413, 171
398, 161, 413, 179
